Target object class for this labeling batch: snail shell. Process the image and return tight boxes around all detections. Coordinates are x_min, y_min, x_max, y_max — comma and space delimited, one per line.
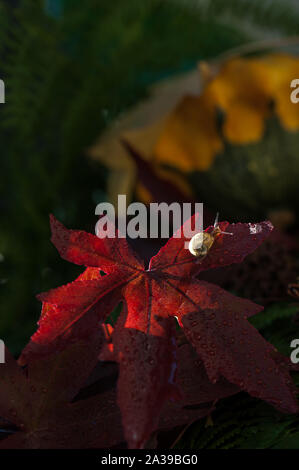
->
188, 232, 214, 258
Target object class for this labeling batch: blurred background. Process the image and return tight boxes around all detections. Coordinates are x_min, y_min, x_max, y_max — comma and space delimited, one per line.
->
1, 0, 299, 449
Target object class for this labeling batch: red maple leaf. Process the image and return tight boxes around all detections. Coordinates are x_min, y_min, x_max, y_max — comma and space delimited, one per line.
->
20, 214, 298, 448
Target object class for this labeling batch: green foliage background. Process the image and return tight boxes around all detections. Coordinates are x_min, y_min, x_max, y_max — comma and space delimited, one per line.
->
0, 0, 298, 449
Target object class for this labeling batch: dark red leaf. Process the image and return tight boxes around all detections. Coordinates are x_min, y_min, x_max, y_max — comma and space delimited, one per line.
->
0, 305, 115, 448
150, 216, 273, 277
174, 279, 298, 413
34, 272, 133, 343
50, 214, 144, 273
113, 277, 179, 448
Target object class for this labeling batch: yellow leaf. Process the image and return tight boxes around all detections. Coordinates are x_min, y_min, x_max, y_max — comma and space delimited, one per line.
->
154, 94, 223, 172
223, 101, 266, 143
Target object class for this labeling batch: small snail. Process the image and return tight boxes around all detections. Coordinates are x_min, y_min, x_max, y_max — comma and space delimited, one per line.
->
188, 213, 233, 259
